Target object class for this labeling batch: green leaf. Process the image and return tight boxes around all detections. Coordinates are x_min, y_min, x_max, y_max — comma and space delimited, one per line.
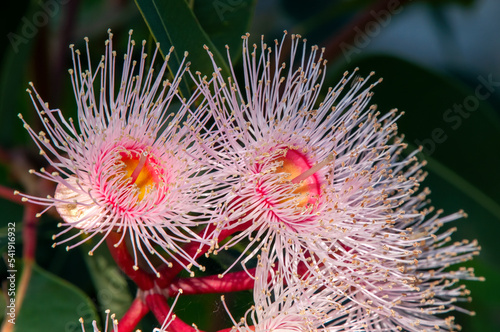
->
193, 0, 256, 61
134, 0, 231, 96
83, 245, 134, 318
13, 263, 99, 332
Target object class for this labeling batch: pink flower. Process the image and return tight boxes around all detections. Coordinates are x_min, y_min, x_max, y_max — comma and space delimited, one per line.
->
195, 32, 481, 330
195, 32, 414, 278
17, 30, 224, 275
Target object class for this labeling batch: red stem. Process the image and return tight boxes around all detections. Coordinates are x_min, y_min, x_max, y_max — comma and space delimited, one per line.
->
117, 296, 149, 332
156, 224, 247, 288
145, 293, 202, 332
23, 204, 39, 261
0, 185, 24, 205
167, 268, 257, 296
106, 232, 155, 290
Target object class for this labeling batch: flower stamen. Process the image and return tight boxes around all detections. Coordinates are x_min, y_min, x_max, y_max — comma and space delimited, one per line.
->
291, 153, 335, 184
129, 151, 149, 185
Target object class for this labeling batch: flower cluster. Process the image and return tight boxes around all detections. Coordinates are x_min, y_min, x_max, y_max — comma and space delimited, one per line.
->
194, 33, 481, 332
21, 30, 480, 332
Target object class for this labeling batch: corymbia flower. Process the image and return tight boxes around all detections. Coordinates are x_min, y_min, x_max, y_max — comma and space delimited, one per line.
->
194, 32, 416, 276
193, 32, 480, 330
16, 30, 225, 276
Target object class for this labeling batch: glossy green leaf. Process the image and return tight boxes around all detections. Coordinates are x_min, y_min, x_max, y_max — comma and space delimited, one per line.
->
13, 263, 99, 332
83, 245, 133, 318
135, 0, 231, 96
193, 0, 256, 61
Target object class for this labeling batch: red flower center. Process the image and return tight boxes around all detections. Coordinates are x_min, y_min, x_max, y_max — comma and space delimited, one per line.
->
119, 150, 165, 201
273, 149, 321, 208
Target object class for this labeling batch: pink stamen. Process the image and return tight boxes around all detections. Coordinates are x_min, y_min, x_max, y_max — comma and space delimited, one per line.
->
291, 153, 335, 184
129, 151, 148, 185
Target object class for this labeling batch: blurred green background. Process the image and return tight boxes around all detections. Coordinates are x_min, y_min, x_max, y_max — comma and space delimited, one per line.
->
0, 0, 499, 331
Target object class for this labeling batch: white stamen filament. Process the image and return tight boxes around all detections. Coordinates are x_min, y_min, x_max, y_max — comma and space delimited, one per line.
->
291, 153, 335, 184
